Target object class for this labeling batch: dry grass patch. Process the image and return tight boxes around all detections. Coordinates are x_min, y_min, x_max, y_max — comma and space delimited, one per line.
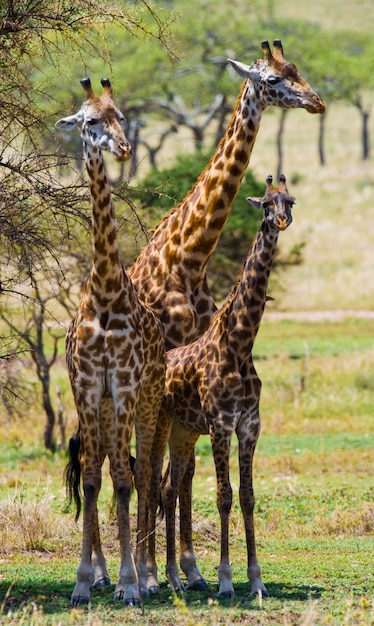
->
0, 490, 69, 553
314, 502, 374, 538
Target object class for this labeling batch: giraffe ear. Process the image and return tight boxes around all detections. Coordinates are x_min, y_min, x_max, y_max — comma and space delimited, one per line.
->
55, 111, 84, 131
246, 196, 262, 210
227, 59, 261, 82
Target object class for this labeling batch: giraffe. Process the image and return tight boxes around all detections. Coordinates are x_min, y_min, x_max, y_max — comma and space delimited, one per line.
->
55, 78, 166, 607
154, 174, 295, 598
127, 39, 325, 351
58, 40, 325, 598
136, 39, 324, 591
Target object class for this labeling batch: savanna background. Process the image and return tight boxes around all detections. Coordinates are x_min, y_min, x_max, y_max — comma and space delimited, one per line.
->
0, 0, 373, 624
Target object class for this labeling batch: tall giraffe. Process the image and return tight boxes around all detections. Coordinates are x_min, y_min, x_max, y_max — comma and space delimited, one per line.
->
155, 175, 295, 598
128, 39, 325, 351
55, 78, 165, 607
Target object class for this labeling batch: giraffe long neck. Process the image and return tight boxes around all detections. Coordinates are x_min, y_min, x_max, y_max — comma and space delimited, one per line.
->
84, 143, 123, 306
227, 220, 279, 356
152, 80, 264, 284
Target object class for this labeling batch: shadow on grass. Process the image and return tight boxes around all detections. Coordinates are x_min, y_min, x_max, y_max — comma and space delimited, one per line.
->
0, 575, 73, 615
0, 574, 324, 617
230, 581, 323, 602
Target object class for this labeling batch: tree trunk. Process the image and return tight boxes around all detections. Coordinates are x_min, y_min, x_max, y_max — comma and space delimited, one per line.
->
362, 109, 370, 160
194, 127, 204, 152
355, 96, 371, 161
41, 372, 56, 451
56, 387, 66, 450
319, 112, 326, 166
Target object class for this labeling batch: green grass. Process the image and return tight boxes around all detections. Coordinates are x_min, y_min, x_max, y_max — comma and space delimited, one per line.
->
254, 318, 374, 358
1, 318, 373, 624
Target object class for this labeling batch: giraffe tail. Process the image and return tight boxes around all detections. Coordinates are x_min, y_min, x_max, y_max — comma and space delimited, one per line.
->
63, 430, 82, 522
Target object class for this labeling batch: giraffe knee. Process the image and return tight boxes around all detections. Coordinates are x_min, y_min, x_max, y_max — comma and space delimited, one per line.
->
217, 488, 233, 516
115, 482, 132, 505
162, 479, 177, 508
83, 481, 100, 505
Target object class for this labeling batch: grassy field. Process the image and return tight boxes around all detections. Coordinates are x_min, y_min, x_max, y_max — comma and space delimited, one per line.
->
0, 317, 373, 625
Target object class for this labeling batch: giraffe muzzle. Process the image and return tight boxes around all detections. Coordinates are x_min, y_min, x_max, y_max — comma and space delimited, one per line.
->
304, 94, 326, 115
115, 141, 132, 162
276, 215, 291, 230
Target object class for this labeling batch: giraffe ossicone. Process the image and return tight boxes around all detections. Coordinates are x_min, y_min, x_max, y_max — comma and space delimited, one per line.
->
56, 78, 165, 608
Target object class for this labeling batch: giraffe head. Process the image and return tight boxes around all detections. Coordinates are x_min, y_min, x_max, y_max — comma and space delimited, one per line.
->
247, 175, 295, 231
228, 40, 325, 114
55, 78, 131, 162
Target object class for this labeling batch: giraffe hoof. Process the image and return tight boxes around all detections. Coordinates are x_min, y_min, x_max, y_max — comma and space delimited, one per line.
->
217, 590, 234, 600
250, 585, 269, 598
186, 578, 209, 592
114, 589, 123, 602
71, 595, 90, 607
93, 576, 111, 588
123, 597, 141, 607
168, 581, 186, 594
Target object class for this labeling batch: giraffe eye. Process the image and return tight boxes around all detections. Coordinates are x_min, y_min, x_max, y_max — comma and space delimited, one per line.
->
267, 76, 281, 85
86, 118, 100, 126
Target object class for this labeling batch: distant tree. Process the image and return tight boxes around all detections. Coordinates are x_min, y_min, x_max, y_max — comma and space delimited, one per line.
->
0, 273, 66, 451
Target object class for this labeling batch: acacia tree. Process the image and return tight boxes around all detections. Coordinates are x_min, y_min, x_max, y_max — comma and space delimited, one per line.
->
0, 0, 175, 449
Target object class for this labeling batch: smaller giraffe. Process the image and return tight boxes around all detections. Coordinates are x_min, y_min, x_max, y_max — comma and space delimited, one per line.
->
150, 175, 295, 598
55, 79, 165, 607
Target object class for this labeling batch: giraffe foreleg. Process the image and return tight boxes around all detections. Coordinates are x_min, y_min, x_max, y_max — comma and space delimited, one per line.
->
131, 363, 165, 600
71, 470, 101, 606
237, 413, 268, 599
110, 409, 140, 607
113, 473, 140, 605
163, 422, 199, 593
211, 428, 234, 599
133, 441, 153, 600
92, 440, 111, 587
146, 404, 172, 594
